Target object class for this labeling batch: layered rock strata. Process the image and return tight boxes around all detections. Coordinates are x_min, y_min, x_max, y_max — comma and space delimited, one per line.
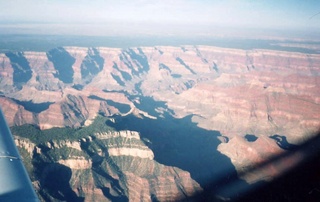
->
1, 45, 319, 199
15, 130, 201, 201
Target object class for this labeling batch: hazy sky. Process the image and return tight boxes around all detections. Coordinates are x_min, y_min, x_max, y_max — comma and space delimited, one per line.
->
0, 0, 320, 37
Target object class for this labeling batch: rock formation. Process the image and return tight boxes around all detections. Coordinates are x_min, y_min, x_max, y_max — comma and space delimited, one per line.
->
14, 128, 202, 201
1, 45, 319, 200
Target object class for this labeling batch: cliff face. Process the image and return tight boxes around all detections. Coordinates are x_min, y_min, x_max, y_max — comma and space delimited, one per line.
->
1, 45, 320, 200
14, 128, 201, 202
1, 46, 318, 139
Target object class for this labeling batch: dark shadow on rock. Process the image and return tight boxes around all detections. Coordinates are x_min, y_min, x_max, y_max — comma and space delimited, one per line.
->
100, 187, 128, 202
212, 62, 219, 72
88, 95, 131, 114
244, 134, 258, 142
127, 48, 149, 73
106, 95, 248, 200
176, 57, 196, 75
111, 73, 125, 86
47, 47, 75, 84
80, 48, 104, 82
80, 137, 128, 201
72, 84, 84, 90
172, 73, 182, 78
5, 51, 32, 89
236, 131, 320, 202
119, 48, 149, 77
113, 62, 132, 81
12, 98, 54, 113
270, 134, 300, 151
39, 163, 84, 202
159, 63, 172, 73
105, 100, 131, 114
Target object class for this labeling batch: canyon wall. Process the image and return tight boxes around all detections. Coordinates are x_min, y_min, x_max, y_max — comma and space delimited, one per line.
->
14, 130, 202, 201
1, 45, 320, 200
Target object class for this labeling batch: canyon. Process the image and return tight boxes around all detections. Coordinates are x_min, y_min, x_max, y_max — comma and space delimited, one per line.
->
1, 45, 319, 201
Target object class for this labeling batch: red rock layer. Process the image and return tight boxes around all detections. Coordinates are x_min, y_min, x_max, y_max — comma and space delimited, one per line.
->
1, 45, 319, 188
15, 130, 202, 201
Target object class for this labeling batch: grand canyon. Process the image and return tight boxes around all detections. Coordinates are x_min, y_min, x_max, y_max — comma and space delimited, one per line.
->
0, 44, 319, 201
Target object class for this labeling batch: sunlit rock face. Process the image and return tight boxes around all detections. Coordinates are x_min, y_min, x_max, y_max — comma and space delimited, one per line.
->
14, 131, 202, 201
1, 46, 318, 140
1, 45, 320, 200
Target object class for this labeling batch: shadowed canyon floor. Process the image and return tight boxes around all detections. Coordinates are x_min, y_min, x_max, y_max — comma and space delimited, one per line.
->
1, 44, 319, 201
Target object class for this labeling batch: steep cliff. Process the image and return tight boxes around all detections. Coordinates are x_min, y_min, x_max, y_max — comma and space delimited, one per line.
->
1, 46, 318, 140
1, 45, 320, 200
13, 120, 202, 201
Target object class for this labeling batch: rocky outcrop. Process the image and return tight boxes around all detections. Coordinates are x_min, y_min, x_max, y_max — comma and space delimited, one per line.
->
14, 136, 36, 157
80, 47, 104, 83
14, 129, 202, 201
97, 131, 154, 159
58, 158, 91, 169
218, 135, 285, 183
1, 46, 319, 139
1, 45, 320, 200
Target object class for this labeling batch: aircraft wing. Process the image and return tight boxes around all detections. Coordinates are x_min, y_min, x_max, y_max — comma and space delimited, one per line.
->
0, 108, 39, 202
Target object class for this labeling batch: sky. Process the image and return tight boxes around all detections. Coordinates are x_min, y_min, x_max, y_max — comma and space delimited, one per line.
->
0, 0, 319, 38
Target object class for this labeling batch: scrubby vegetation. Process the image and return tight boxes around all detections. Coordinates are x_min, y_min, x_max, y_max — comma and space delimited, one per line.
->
12, 115, 116, 201
11, 115, 115, 144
